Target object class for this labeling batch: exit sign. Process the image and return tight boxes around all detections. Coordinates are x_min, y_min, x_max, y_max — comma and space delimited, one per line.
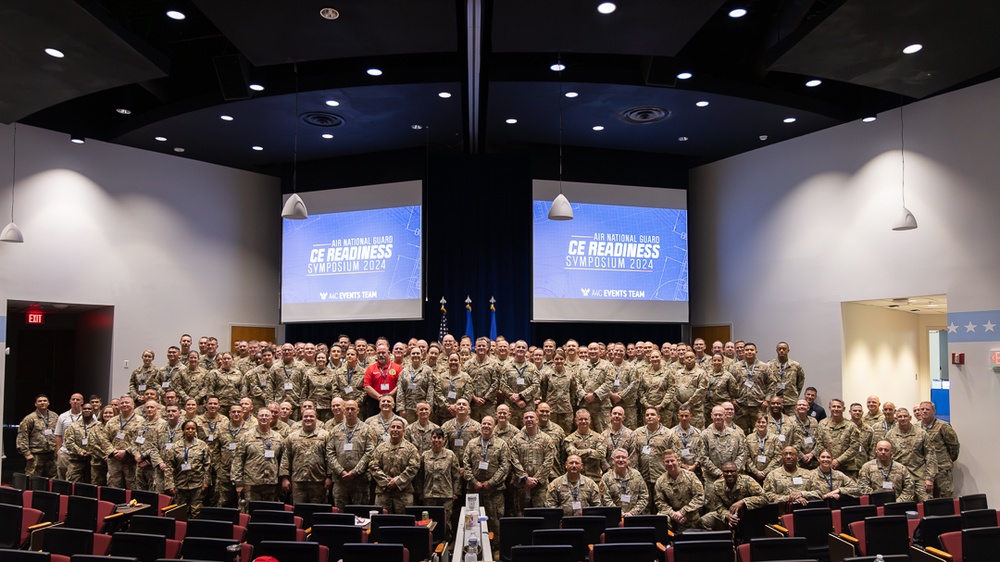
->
26, 311, 44, 324
991, 350, 1000, 368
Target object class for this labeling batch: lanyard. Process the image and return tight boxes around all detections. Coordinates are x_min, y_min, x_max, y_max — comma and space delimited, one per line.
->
757, 435, 767, 453
513, 364, 527, 380
282, 366, 292, 381
744, 361, 753, 379
119, 413, 135, 431
821, 469, 834, 491
345, 423, 360, 443
618, 476, 629, 495
646, 426, 660, 447
610, 428, 624, 448
69, 412, 82, 423
183, 440, 192, 461
377, 364, 391, 385
207, 420, 219, 434
775, 417, 784, 432
228, 424, 243, 439
778, 362, 787, 377
570, 480, 580, 501
879, 461, 894, 482
408, 366, 420, 383
481, 439, 490, 461
347, 368, 356, 385
167, 425, 178, 442
797, 417, 811, 437
260, 436, 273, 449
456, 419, 470, 440
379, 417, 391, 435
679, 428, 692, 448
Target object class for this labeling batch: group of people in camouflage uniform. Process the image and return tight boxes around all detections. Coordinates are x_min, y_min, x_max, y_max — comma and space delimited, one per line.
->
16, 333, 960, 538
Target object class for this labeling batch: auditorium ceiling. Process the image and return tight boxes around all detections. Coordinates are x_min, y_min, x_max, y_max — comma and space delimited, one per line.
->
3, 0, 999, 175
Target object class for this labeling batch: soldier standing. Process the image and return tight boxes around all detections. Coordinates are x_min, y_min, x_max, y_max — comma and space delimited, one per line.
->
233, 407, 285, 502
509, 410, 555, 515
327, 400, 376, 510
280, 409, 331, 504
17, 394, 58, 477
105, 396, 141, 488
420, 428, 462, 535
600, 447, 649, 516
654, 450, 705, 530
62, 403, 112, 483
164, 420, 211, 518
370, 419, 420, 513
464, 417, 512, 537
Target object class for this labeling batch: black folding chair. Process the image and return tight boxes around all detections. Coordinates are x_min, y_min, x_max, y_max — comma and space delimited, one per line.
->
592, 542, 658, 562
510, 545, 575, 562
522, 507, 563, 529
294, 502, 333, 530
129, 514, 178, 539
560, 516, 606, 546
369, 513, 415, 543
961, 508, 998, 529
499, 517, 546, 562
960, 493, 989, 511
748, 536, 809, 561
533, 528, 587, 562
310, 524, 365, 562
582, 506, 622, 529
342, 542, 408, 562
108, 532, 167, 562
312, 511, 357, 526
379, 526, 435, 562
184, 518, 235, 539
256, 540, 322, 562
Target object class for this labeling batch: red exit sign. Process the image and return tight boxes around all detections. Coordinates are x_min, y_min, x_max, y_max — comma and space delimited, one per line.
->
992, 350, 1000, 368
26, 311, 44, 325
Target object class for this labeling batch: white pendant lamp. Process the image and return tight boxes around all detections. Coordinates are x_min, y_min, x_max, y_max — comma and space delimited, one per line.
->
548, 56, 574, 221
282, 65, 308, 220
891, 104, 916, 231
3, 123, 24, 243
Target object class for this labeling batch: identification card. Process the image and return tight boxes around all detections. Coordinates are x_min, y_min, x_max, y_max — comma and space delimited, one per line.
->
228, 442, 237, 450
343, 443, 354, 451
516, 378, 525, 386
614, 380, 621, 387
81, 438, 88, 446
43, 429, 53, 435
804, 437, 814, 445
161, 381, 170, 389
448, 391, 457, 399
382, 434, 389, 441
165, 443, 173, 450
138, 384, 147, 392
641, 446, 651, 455
344, 386, 354, 394
571, 502, 582, 511
207, 435, 214, 441
792, 477, 803, 485
777, 383, 786, 390
883, 481, 894, 489
744, 380, 754, 388
681, 448, 691, 456
135, 436, 145, 444
380, 383, 390, 391
181, 462, 192, 472
478, 461, 490, 471
621, 494, 631, 503
455, 439, 464, 447
116, 431, 126, 440
778, 435, 786, 442
757, 455, 768, 463
264, 449, 275, 458
284, 382, 293, 390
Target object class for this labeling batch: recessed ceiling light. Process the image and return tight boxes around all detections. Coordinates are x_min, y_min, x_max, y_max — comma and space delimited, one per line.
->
903, 43, 923, 55
252, 145, 263, 151
173, 147, 185, 153
695, 100, 709, 107
367, 68, 383, 76
220, 115, 234, 121
155, 136, 167, 142
862, 116, 877, 123
116, 108, 132, 115
564, 91, 579, 98
729, 8, 747, 18
322, 133, 334, 139
783, 117, 797, 123
44, 48, 65, 59
678, 136, 689, 142
166, 10, 186, 20
319, 7, 340, 20
438, 92, 452, 99
505, 118, 518, 124
759, 135, 768, 141
805, 79, 822, 87
70, 135, 85, 144
411, 125, 424, 130
676, 72, 693, 80
249, 83, 264, 92
592, 125, 605, 131
550, 63, 566, 72
597, 2, 617, 14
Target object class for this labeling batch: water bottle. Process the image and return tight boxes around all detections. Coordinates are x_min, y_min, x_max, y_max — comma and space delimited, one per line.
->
465, 535, 478, 562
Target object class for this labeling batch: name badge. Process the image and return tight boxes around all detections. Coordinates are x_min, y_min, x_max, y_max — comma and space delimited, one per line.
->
778, 435, 786, 442
161, 381, 170, 389
454, 439, 464, 447
757, 455, 767, 463
264, 449, 275, 458
343, 443, 354, 451
207, 435, 214, 441
181, 462, 192, 472
81, 438, 89, 446
138, 385, 147, 392
448, 391, 457, 400
228, 443, 237, 450
516, 378, 525, 386
344, 386, 354, 394
165, 443, 173, 450
43, 429, 53, 435
641, 446, 651, 455
382, 434, 389, 441
116, 431, 126, 440
882, 481, 894, 489
478, 461, 490, 471
681, 448, 691, 456
621, 494, 631, 503
744, 380, 754, 388
135, 436, 145, 444
571, 501, 582, 511
792, 477, 803, 485
380, 383, 390, 391
284, 382, 293, 390
804, 437, 814, 445
777, 383, 786, 390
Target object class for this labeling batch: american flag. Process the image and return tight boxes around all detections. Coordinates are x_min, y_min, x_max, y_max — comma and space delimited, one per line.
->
437, 297, 448, 343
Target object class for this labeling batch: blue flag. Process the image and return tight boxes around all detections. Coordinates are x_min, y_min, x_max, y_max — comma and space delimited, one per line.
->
465, 300, 475, 341
489, 299, 498, 340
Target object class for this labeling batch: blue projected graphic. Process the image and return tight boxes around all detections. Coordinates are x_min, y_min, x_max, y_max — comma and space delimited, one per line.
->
533, 200, 688, 302
282, 206, 422, 305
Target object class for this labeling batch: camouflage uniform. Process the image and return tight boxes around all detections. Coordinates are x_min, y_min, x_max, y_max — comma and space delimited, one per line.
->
271, 419, 292, 439
234, 356, 256, 379
851, 421, 875, 473
767, 359, 806, 415
302, 366, 337, 421
332, 365, 366, 404
806, 467, 860, 498
500, 362, 541, 428
607, 361, 639, 428
869, 420, 896, 459
164, 438, 211, 518
366, 413, 408, 444
667, 424, 701, 472
63, 418, 112, 483
200, 354, 218, 372
701, 475, 768, 530
232, 426, 284, 501
279, 426, 330, 504
396, 364, 434, 423
545, 474, 602, 516
432, 370, 473, 423
206, 368, 245, 411
156, 362, 184, 397
745, 432, 783, 479
564, 430, 608, 481
790, 415, 820, 468
728, 360, 775, 433
704, 369, 741, 426
464, 436, 513, 536
856, 459, 915, 502
538, 421, 567, 477
815, 417, 861, 475
886, 424, 935, 501
175, 364, 209, 408
576, 360, 613, 432
105, 413, 142, 488
270, 361, 304, 410
442, 417, 481, 469
464, 356, 501, 420
17, 409, 58, 477
600, 467, 649, 515
371, 438, 421, 513
762, 466, 821, 503
638, 368, 672, 416
654, 469, 705, 530
509, 429, 556, 514
539, 368, 576, 432
405, 420, 442, 455
697, 424, 747, 481
214, 421, 247, 507
628, 425, 673, 495
921, 418, 960, 498
129, 365, 160, 403
766, 414, 797, 448
421, 447, 462, 535
863, 412, 885, 428
327, 420, 377, 509
603, 426, 634, 466
669, 367, 708, 428
136, 417, 168, 492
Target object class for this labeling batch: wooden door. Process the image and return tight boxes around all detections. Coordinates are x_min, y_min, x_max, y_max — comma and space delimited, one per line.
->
231, 325, 277, 353
691, 324, 732, 346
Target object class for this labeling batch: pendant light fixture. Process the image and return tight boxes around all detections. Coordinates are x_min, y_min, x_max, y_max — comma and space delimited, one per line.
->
2, 123, 24, 243
548, 55, 573, 221
281, 64, 308, 220
892, 104, 917, 231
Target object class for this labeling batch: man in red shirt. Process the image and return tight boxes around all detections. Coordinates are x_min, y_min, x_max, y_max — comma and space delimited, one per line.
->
363, 342, 402, 418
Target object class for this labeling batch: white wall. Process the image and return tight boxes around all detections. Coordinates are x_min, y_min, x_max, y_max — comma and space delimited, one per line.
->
690, 76, 1000, 499
0, 124, 281, 433
841, 303, 921, 409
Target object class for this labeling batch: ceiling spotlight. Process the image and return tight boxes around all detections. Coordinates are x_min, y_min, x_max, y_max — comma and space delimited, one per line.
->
44, 48, 65, 58
759, 135, 768, 141
678, 136, 689, 142
564, 91, 579, 98
550, 63, 566, 72
597, 2, 617, 14
438, 92, 452, 98
367, 68, 383, 76
220, 115, 234, 121
319, 7, 340, 20
166, 10, 186, 20
70, 134, 85, 144
154, 136, 167, 142
322, 133, 334, 139
325, 100, 340, 107
249, 83, 264, 91
252, 145, 263, 151
411, 125, 424, 130
862, 116, 877, 123
903, 43, 923, 55
805, 79, 822, 87
783, 117, 797, 123
695, 100, 709, 107
728, 8, 747, 18
116, 108, 132, 115
173, 147, 185, 153
505, 118, 518, 124
676, 72, 693, 80
592, 125, 605, 131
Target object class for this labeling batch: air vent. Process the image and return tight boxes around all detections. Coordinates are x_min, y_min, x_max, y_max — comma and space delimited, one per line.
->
620, 106, 670, 124
301, 112, 345, 127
